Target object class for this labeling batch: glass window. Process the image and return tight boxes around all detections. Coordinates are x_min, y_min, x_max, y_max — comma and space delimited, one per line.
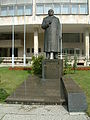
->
80, 4, 87, 14
25, 5, 32, 15
36, 5, 44, 14
38, 48, 41, 52
76, 49, 80, 54
32, 48, 34, 53
71, 4, 79, 14
54, 4, 60, 14
1, 6, 7, 16
63, 33, 80, 43
82, 50, 84, 55
17, 6, 24, 15
44, 4, 53, 14
71, 0, 87, 3
70, 49, 74, 54
61, 5, 70, 14
64, 48, 68, 54
27, 48, 30, 53
8, 6, 15, 16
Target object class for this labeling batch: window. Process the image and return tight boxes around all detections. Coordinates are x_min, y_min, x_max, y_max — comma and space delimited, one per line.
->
17, 6, 24, 15
36, 5, 44, 14
27, 48, 30, 53
63, 48, 68, 54
61, 5, 70, 14
82, 50, 84, 55
35, 1, 88, 15
71, 4, 79, 14
1, 6, 7, 16
70, 49, 74, 54
44, 4, 53, 14
25, 5, 32, 15
38, 48, 41, 52
8, 6, 15, 16
80, 4, 87, 14
63, 33, 80, 43
76, 49, 80, 55
54, 4, 60, 14
32, 48, 34, 53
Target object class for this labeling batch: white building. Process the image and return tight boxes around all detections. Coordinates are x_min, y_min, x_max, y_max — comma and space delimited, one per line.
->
0, 0, 89, 66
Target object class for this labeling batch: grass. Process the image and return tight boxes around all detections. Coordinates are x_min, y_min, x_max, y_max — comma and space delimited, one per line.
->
65, 70, 90, 116
0, 67, 30, 102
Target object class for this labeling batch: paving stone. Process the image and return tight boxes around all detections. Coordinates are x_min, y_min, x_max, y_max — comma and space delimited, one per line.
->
0, 113, 5, 119
0, 104, 89, 120
2, 114, 37, 120
62, 114, 89, 120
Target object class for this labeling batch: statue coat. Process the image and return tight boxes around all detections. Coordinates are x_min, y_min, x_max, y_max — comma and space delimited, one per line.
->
41, 16, 61, 53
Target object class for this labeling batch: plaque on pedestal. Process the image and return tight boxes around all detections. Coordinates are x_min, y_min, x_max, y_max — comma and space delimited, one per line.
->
42, 59, 63, 79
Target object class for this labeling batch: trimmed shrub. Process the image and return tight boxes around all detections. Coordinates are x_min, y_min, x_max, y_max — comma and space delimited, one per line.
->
64, 54, 68, 69
73, 55, 77, 72
0, 88, 9, 101
0, 57, 3, 64
32, 55, 44, 75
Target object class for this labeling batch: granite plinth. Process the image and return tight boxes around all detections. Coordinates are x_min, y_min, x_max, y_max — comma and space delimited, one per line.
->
62, 77, 87, 112
6, 75, 65, 105
42, 59, 63, 79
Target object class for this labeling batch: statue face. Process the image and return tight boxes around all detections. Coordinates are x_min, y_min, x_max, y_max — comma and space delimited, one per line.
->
48, 9, 54, 16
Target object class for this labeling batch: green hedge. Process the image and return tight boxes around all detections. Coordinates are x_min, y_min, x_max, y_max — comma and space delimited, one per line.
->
32, 55, 44, 75
0, 88, 9, 101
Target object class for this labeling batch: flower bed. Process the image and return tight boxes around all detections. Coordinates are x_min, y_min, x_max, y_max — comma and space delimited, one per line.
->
9, 67, 32, 71
71, 67, 90, 71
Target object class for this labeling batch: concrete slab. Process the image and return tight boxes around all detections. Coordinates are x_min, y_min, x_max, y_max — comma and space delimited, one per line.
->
0, 104, 89, 120
2, 114, 37, 120
0, 113, 5, 119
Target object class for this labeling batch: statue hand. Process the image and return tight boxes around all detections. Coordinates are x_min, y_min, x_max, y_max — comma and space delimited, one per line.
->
46, 20, 52, 25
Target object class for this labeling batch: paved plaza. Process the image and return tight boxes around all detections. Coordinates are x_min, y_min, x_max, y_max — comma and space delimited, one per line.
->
0, 104, 89, 120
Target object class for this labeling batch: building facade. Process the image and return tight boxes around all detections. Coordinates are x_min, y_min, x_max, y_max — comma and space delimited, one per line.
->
0, 0, 89, 66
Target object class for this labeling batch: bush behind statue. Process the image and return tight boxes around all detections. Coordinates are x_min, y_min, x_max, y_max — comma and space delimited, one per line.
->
0, 88, 9, 101
0, 57, 3, 64
32, 55, 44, 75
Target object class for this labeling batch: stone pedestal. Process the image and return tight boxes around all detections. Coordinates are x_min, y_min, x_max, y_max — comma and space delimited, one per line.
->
62, 77, 87, 112
42, 59, 63, 79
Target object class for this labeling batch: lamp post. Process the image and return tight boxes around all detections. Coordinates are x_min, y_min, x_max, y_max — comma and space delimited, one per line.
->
12, 5, 15, 68
23, 5, 26, 66
60, 22, 62, 60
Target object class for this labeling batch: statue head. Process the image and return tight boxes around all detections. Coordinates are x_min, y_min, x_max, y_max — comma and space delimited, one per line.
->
48, 9, 54, 16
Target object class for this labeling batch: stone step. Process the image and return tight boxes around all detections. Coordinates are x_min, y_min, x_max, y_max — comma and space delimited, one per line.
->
6, 98, 65, 105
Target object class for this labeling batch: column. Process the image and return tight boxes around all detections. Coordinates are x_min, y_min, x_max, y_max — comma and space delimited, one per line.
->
32, 0, 36, 17
34, 29, 38, 56
85, 31, 89, 60
89, 0, 90, 16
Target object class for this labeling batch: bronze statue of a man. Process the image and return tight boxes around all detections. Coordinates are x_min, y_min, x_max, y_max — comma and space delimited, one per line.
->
41, 9, 61, 59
